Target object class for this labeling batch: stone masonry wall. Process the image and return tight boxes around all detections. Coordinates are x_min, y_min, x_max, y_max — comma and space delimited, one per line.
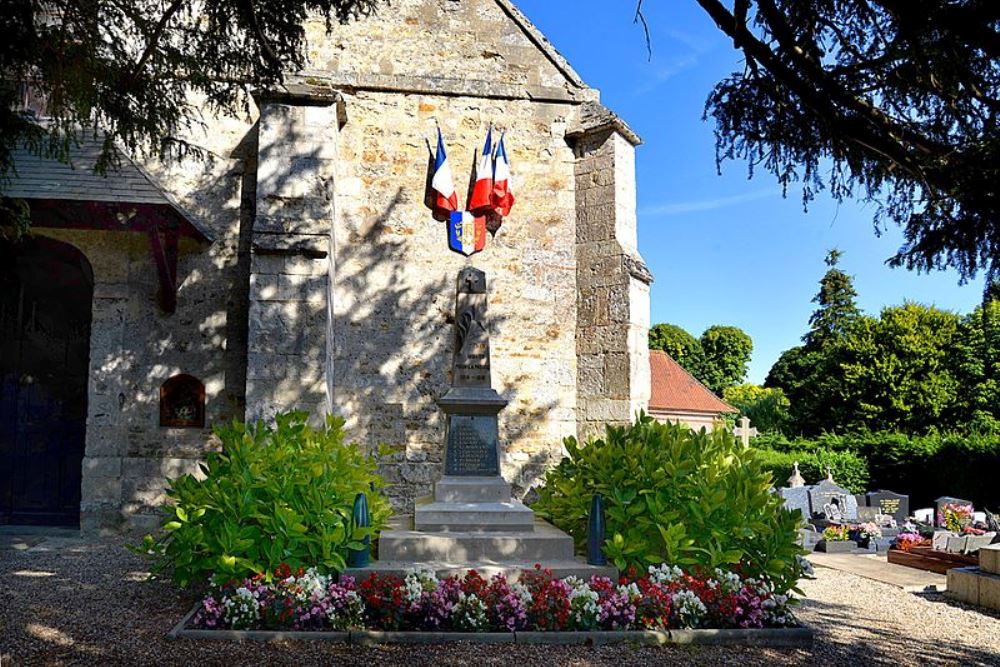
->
42, 0, 653, 529
330, 91, 579, 510
570, 110, 653, 440
246, 101, 341, 421
45, 106, 256, 533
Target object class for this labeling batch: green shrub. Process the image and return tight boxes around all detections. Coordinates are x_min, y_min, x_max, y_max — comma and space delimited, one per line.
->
755, 449, 870, 494
133, 412, 391, 588
533, 415, 806, 595
752, 431, 1000, 508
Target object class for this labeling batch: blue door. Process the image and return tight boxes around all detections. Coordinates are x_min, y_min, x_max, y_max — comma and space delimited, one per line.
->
0, 237, 92, 526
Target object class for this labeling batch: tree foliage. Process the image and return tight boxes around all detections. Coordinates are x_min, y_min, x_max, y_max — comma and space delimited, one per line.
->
805, 250, 859, 347
767, 252, 1000, 435
686, 0, 1000, 283
0, 0, 381, 190
723, 383, 790, 434
700, 325, 753, 394
649, 322, 707, 379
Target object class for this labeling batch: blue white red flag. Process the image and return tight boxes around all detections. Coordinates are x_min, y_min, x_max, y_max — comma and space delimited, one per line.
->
468, 126, 494, 215
448, 210, 487, 256
492, 133, 514, 217
431, 128, 459, 218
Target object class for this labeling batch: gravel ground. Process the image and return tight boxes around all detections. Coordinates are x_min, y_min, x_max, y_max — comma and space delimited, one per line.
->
2, 536, 999, 666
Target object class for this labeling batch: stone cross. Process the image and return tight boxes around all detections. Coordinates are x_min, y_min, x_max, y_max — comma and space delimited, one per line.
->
733, 416, 759, 446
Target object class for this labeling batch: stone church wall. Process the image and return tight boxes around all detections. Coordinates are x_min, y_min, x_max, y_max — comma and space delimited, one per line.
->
39, 108, 255, 532
43, 0, 651, 530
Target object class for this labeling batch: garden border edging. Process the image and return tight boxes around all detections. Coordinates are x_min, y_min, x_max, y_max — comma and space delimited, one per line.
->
167, 607, 815, 647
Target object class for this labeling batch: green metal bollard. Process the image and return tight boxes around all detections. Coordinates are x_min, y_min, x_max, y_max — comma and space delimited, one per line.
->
347, 492, 371, 568
587, 493, 607, 566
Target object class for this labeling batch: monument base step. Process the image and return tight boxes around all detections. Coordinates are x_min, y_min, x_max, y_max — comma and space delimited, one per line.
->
344, 557, 617, 582
414, 498, 535, 532
379, 519, 575, 562
434, 476, 512, 503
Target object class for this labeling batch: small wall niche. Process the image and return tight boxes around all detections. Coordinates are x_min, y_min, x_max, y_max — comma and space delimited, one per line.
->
159, 374, 206, 428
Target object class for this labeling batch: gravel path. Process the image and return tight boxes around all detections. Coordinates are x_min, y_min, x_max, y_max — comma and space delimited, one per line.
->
2, 536, 999, 666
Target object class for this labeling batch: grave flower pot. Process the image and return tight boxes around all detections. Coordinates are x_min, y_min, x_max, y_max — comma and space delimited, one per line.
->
817, 539, 855, 554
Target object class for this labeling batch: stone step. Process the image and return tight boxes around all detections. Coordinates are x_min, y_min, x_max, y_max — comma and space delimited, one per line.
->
379, 521, 575, 562
434, 476, 512, 503
414, 500, 535, 533
344, 558, 617, 583
982, 544, 1000, 575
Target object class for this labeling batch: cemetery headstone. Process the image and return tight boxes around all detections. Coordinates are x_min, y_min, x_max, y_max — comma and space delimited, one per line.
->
867, 490, 910, 525
946, 535, 970, 555
809, 475, 858, 522
965, 533, 998, 555
935, 496, 974, 529
857, 507, 880, 523
733, 416, 759, 447
780, 486, 811, 520
787, 462, 805, 488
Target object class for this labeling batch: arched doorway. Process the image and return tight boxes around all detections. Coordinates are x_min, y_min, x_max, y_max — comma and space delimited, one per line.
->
0, 236, 93, 526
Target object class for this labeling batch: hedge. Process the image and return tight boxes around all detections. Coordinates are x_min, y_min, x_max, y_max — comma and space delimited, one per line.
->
754, 449, 869, 495
753, 432, 1000, 510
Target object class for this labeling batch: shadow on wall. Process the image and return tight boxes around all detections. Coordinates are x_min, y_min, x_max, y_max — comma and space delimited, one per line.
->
30, 122, 255, 532
330, 186, 559, 512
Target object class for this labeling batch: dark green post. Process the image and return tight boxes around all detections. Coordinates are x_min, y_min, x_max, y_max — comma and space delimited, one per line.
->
347, 492, 371, 568
587, 493, 607, 566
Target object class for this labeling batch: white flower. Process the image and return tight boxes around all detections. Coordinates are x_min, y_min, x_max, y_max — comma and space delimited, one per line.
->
647, 564, 684, 586
402, 568, 438, 605
671, 590, 707, 629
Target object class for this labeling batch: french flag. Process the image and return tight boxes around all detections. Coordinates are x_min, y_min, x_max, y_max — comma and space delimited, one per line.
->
492, 133, 514, 217
431, 128, 459, 219
468, 126, 494, 215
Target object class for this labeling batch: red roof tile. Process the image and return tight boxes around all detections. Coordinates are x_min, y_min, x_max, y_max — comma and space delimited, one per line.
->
648, 350, 738, 414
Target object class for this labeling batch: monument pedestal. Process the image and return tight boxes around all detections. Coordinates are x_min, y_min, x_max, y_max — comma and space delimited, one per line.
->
346, 268, 616, 581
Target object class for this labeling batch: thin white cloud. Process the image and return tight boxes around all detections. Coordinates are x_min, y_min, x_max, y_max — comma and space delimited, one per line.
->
634, 55, 699, 94
640, 189, 778, 217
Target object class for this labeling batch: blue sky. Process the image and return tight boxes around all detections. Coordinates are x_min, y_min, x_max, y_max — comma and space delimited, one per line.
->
517, 0, 986, 384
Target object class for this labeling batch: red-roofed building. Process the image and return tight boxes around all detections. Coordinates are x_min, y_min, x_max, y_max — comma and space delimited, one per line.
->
648, 350, 738, 431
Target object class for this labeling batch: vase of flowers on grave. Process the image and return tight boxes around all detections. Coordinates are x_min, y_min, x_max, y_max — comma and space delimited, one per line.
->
855, 522, 883, 550
939, 503, 974, 533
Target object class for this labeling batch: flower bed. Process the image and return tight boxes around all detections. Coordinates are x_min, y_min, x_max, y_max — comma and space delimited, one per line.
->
187, 564, 800, 634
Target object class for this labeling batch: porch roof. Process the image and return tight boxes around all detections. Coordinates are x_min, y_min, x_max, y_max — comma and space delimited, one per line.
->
4, 133, 213, 243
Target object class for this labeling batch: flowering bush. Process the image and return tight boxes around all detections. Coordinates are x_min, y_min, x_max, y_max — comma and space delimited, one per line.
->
823, 525, 850, 542
191, 564, 799, 632
939, 503, 974, 533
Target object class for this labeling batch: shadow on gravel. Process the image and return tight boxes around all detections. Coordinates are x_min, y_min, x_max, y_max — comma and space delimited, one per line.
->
799, 596, 1000, 666
915, 591, 1000, 622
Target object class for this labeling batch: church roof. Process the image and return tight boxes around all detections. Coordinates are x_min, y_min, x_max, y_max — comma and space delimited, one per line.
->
4, 131, 212, 242
649, 350, 738, 415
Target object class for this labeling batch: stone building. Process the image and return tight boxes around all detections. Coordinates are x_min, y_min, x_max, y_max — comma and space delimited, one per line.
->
0, 0, 652, 532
